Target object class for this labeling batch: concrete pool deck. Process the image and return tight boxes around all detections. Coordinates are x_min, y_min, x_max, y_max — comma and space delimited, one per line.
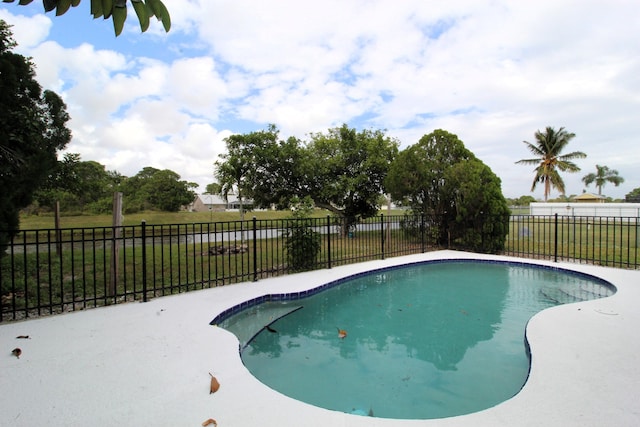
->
1, 250, 639, 426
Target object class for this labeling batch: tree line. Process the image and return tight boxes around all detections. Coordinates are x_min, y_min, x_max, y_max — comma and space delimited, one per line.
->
214, 125, 511, 253
29, 154, 197, 215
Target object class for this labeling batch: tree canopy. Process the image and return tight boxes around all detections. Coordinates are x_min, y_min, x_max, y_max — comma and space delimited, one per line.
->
386, 129, 509, 253
214, 124, 399, 231
31, 154, 198, 214
204, 182, 222, 195
625, 187, 640, 203
32, 152, 123, 214
304, 125, 399, 225
581, 164, 624, 196
4, 0, 171, 36
214, 124, 281, 221
1, 20, 71, 247
506, 195, 537, 206
516, 126, 586, 201
120, 166, 197, 213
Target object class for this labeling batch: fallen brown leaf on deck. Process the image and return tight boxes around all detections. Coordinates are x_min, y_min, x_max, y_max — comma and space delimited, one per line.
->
202, 418, 217, 426
209, 373, 220, 394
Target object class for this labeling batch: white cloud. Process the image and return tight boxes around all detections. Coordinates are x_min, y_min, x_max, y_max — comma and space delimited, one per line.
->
167, 56, 231, 119
0, 8, 51, 48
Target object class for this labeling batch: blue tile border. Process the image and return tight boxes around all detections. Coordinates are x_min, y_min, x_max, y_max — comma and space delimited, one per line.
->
209, 258, 616, 326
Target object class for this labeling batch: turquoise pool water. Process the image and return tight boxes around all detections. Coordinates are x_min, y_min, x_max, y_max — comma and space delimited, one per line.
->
219, 261, 614, 419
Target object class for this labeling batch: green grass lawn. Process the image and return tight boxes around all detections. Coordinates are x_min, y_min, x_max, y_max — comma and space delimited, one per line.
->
18, 210, 318, 230
18, 209, 409, 230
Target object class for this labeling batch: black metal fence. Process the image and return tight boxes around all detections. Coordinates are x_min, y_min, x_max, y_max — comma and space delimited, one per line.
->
0, 215, 429, 321
1, 214, 638, 321
506, 214, 639, 268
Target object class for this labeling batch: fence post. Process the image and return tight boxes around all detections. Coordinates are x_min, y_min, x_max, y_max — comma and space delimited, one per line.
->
421, 214, 426, 253
554, 213, 558, 263
109, 192, 123, 298
326, 215, 332, 269
141, 220, 148, 302
380, 214, 385, 260
252, 217, 258, 282
54, 201, 62, 256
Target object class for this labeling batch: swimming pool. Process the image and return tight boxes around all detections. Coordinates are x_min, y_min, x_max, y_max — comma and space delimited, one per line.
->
216, 259, 615, 420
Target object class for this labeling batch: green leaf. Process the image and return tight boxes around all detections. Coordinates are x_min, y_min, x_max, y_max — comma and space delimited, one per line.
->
56, 0, 72, 16
43, 0, 57, 12
101, 0, 113, 19
156, 0, 171, 32
144, 0, 154, 18
71, 0, 80, 6
18, 0, 36, 5
112, 4, 126, 36
146, 0, 162, 18
91, 0, 103, 18
132, 0, 150, 32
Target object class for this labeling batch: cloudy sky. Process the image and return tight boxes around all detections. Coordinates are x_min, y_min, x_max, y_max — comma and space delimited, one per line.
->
2, 1, 639, 200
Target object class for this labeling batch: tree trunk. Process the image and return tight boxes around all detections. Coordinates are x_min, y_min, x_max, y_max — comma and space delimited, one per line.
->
313, 201, 350, 237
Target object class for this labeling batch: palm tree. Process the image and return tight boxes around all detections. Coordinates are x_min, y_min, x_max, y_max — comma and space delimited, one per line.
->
516, 126, 587, 201
582, 165, 624, 195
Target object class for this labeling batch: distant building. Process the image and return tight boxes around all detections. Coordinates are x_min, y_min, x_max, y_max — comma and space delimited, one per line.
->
572, 192, 606, 203
529, 202, 640, 217
186, 194, 254, 212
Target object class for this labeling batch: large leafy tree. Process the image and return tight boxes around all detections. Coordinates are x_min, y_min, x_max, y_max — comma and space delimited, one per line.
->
246, 133, 311, 210
581, 164, 624, 196
516, 126, 586, 201
304, 125, 399, 228
120, 167, 197, 212
386, 129, 509, 253
216, 124, 399, 232
1, 20, 71, 247
4, 0, 171, 36
34, 153, 123, 213
214, 124, 281, 222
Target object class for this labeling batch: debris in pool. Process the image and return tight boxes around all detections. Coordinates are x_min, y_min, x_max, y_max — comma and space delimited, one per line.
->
202, 418, 217, 426
265, 325, 278, 333
368, 407, 374, 417
209, 373, 220, 394
11, 348, 22, 358
16, 335, 30, 339
337, 328, 347, 339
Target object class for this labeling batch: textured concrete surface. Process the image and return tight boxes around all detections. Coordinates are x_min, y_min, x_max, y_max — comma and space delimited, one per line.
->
1, 251, 639, 426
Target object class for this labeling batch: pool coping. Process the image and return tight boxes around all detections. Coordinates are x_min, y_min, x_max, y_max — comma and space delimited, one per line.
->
1, 250, 639, 426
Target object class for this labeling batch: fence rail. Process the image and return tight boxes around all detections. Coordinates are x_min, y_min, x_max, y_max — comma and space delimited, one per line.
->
1, 214, 638, 321
506, 214, 639, 268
